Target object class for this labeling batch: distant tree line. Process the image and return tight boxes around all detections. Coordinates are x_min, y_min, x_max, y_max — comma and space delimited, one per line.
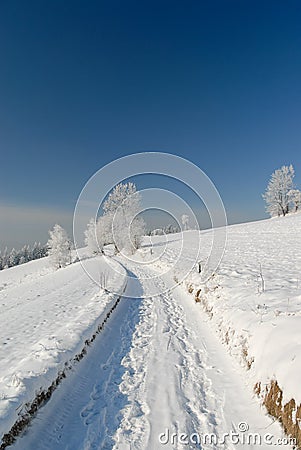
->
146, 224, 180, 236
263, 164, 301, 217
0, 242, 48, 270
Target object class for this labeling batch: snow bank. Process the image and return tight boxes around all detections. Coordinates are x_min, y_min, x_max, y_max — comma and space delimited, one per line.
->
0, 254, 126, 441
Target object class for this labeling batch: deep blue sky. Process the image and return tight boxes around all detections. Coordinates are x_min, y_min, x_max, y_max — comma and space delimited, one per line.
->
1, 0, 301, 248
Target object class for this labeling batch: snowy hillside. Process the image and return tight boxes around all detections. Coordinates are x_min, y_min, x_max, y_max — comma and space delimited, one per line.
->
1, 213, 300, 449
145, 212, 301, 444
0, 254, 126, 444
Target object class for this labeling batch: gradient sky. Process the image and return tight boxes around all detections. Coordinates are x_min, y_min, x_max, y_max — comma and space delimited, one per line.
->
1, 0, 301, 249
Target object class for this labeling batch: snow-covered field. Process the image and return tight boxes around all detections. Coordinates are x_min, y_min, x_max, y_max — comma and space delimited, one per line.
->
1, 213, 300, 449
0, 253, 126, 442
8, 261, 291, 450
145, 213, 301, 437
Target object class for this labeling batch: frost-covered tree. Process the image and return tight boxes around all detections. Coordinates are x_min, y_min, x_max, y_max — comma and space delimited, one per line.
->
151, 228, 165, 236
103, 182, 137, 215
0, 242, 48, 271
129, 215, 145, 251
47, 224, 72, 269
96, 215, 113, 252
9, 248, 19, 267
18, 255, 26, 265
164, 224, 180, 234
2, 248, 8, 269
181, 214, 189, 230
21, 245, 30, 263
84, 218, 101, 255
263, 165, 295, 217
102, 182, 145, 253
85, 215, 115, 256
288, 189, 301, 212
31, 241, 46, 260
150, 224, 180, 236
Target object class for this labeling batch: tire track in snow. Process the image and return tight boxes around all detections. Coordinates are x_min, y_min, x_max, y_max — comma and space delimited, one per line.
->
81, 297, 141, 450
11, 275, 143, 450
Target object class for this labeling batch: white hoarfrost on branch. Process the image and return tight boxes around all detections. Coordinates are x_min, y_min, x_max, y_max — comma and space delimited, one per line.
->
104, 182, 145, 253
288, 189, 301, 213
84, 215, 112, 256
129, 215, 145, 251
103, 182, 137, 215
84, 218, 100, 255
263, 164, 295, 217
47, 224, 72, 269
96, 214, 113, 253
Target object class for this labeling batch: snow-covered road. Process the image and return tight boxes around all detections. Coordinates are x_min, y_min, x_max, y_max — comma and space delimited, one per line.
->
11, 261, 292, 450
